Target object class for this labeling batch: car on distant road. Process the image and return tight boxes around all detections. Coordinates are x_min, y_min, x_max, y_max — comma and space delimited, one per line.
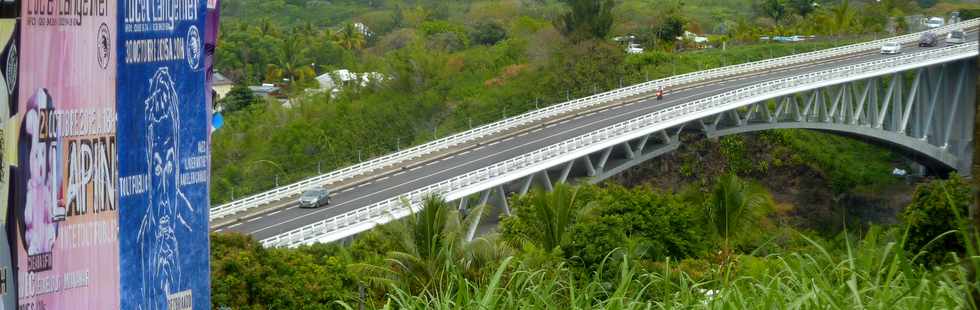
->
925, 17, 945, 29
880, 42, 902, 54
919, 32, 938, 47
625, 42, 644, 54
298, 188, 331, 208
773, 35, 804, 43
946, 29, 965, 45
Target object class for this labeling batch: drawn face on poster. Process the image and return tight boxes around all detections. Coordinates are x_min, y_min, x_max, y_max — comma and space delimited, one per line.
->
136, 68, 196, 309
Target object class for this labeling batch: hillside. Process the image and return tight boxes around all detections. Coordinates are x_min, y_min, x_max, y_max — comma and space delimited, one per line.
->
211, 0, 969, 204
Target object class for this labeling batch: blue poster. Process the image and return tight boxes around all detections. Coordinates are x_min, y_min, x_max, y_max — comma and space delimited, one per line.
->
116, 0, 210, 308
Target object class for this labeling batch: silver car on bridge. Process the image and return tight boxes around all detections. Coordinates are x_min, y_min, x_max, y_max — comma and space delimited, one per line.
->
298, 188, 331, 208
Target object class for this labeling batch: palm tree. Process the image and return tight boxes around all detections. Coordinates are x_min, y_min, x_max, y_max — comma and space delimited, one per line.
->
510, 184, 590, 252
705, 174, 772, 256
264, 36, 315, 83
350, 194, 507, 295
829, 0, 856, 36
332, 23, 367, 51
255, 17, 279, 36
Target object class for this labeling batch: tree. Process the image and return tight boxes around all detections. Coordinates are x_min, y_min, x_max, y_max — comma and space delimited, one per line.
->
220, 83, 260, 113
757, 0, 788, 24
470, 22, 508, 46
705, 174, 773, 256
332, 23, 367, 51
556, 0, 616, 42
265, 36, 315, 84
828, 0, 857, 36
902, 174, 973, 267
564, 185, 710, 270
500, 184, 590, 252
788, 0, 816, 17
210, 233, 356, 309
656, 14, 686, 44
352, 195, 503, 295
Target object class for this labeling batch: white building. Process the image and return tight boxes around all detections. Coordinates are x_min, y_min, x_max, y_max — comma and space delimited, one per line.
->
313, 69, 389, 97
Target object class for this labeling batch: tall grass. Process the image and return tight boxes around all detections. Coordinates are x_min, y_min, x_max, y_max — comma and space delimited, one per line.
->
349, 226, 978, 309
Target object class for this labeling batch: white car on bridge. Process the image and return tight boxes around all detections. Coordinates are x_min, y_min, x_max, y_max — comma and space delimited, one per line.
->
880, 42, 902, 55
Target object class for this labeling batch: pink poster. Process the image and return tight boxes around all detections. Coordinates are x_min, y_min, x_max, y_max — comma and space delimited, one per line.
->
17, 0, 119, 308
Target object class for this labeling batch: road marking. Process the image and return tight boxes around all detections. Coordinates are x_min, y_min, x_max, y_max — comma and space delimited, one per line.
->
445, 155, 455, 160
269, 210, 282, 216
229, 223, 242, 228
339, 188, 352, 193
459, 150, 471, 155
394, 171, 405, 176
377, 176, 390, 181
246, 217, 262, 223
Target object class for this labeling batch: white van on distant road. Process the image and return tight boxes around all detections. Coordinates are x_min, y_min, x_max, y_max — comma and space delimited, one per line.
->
925, 17, 945, 29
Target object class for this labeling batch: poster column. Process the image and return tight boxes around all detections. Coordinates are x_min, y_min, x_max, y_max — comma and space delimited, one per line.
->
0, 1, 18, 309
116, 0, 211, 308
16, 0, 119, 308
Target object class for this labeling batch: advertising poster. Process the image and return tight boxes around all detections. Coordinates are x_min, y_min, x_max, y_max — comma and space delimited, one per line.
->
17, 0, 120, 308
0, 1, 18, 308
117, 0, 211, 308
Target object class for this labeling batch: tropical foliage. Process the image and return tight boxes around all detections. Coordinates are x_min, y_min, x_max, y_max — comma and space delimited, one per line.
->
212, 174, 980, 309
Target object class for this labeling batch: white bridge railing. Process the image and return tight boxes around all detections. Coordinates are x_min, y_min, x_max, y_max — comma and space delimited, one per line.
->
261, 41, 978, 248
213, 18, 979, 221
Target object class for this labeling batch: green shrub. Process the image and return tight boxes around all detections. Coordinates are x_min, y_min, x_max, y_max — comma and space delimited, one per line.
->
564, 185, 711, 270
901, 174, 974, 266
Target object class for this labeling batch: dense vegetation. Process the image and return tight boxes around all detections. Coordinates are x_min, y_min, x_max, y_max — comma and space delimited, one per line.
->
211, 174, 980, 308
211, 0, 976, 203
